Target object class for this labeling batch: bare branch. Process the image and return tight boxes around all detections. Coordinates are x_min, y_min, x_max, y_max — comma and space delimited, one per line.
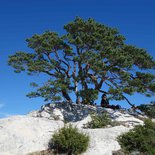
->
42, 70, 57, 77
98, 89, 108, 94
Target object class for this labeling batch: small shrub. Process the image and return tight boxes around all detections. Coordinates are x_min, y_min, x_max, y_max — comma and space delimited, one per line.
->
138, 101, 155, 118
49, 124, 89, 155
118, 119, 155, 155
84, 113, 119, 128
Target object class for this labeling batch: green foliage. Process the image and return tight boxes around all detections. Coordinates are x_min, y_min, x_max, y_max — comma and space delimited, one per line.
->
79, 89, 98, 104
84, 113, 118, 128
118, 119, 155, 155
138, 101, 155, 118
8, 17, 155, 104
49, 124, 89, 155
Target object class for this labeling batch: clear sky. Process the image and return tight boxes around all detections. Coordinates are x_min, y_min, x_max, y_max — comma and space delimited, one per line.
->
0, 0, 155, 117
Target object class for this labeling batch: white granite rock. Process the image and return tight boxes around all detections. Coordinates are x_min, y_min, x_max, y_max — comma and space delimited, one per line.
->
0, 102, 146, 155
82, 126, 130, 155
0, 115, 64, 155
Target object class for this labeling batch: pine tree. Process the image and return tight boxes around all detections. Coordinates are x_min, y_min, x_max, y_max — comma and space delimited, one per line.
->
8, 17, 155, 105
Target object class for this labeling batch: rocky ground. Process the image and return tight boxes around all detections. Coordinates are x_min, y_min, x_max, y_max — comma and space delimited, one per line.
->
0, 102, 145, 155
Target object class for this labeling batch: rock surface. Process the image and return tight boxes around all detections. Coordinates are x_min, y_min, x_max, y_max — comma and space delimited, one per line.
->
82, 126, 129, 155
0, 115, 63, 155
0, 103, 145, 155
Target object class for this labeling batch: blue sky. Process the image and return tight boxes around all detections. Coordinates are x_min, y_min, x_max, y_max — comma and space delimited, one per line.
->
0, 0, 155, 117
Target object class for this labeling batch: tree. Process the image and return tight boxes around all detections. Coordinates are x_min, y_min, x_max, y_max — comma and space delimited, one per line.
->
8, 17, 155, 106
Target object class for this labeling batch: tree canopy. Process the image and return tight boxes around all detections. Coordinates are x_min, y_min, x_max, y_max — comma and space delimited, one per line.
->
8, 17, 155, 106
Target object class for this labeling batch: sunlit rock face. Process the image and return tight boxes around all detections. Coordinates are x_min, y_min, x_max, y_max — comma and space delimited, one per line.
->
0, 102, 145, 155
0, 115, 64, 155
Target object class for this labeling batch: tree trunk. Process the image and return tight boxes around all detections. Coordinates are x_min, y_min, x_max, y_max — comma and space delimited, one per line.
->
61, 90, 72, 102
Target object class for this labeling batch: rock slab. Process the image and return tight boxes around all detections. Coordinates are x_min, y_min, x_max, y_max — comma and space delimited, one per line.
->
0, 115, 63, 155
0, 103, 145, 155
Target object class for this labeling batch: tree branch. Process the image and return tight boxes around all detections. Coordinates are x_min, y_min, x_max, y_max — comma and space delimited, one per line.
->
122, 95, 134, 107
42, 70, 57, 77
